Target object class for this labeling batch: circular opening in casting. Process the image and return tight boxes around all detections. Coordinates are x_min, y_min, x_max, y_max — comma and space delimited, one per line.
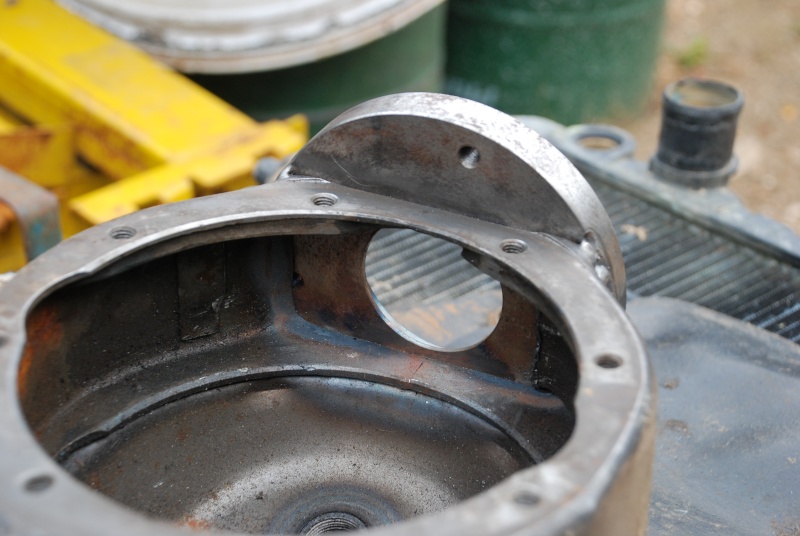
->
366, 229, 502, 351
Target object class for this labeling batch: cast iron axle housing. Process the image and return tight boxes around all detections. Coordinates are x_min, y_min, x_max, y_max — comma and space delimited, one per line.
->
0, 94, 654, 536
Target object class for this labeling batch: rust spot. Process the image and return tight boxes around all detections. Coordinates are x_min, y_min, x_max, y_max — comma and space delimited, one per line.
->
176, 429, 188, 443
73, 122, 154, 179
661, 377, 680, 390
0, 202, 15, 234
18, 303, 64, 404
396, 356, 425, 380
0, 128, 54, 173
206, 127, 262, 157
772, 519, 800, 536
292, 232, 523, 379
16, 349, 32, 404
87, 472, 105, 492
665, 419, 690, 435
180, 517, 211, 531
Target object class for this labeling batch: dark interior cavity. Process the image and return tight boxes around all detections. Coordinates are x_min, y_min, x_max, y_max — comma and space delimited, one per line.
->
19, 230, 576, 534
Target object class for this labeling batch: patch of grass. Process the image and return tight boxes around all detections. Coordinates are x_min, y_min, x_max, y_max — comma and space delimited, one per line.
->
676, 37, 710, 69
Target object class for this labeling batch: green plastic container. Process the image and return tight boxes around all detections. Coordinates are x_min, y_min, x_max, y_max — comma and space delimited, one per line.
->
192, 5, 446, 132
445, 0, 665, 124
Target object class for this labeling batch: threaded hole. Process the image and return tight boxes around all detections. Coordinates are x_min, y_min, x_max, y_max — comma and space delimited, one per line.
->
24, 474, 53, 493
458, 146, 480, 169
109, 226, 136, 240
500, 239, 527, 254
303, 513, 366, 534
311, 193, 339, 207
596, 354, 623, 369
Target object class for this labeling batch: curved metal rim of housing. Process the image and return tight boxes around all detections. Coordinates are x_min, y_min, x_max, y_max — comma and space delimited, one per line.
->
0, 181, 652, 536
282, 93, 626, 304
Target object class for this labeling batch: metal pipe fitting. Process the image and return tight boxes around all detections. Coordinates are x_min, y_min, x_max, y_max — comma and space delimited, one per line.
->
651, 78, 744, 188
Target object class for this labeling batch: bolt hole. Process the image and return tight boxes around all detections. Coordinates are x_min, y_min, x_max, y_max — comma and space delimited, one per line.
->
458, 146, 480, 169
596, 354, 623, 369
303, 513, 366, 534
23, 474, 53, 493
513, 491, 540, 506
500, 239, 527, 254
311, 193, 339, 207
109, 226, 136, 240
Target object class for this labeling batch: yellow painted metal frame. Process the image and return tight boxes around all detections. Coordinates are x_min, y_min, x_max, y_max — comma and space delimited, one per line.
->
0, 0, 308, 271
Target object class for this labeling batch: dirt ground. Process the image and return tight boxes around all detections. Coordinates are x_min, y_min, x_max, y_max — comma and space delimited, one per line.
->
617, 0, 800, 233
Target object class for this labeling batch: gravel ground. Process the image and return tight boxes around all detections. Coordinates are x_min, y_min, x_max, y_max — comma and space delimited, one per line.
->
618, 0, 800, 233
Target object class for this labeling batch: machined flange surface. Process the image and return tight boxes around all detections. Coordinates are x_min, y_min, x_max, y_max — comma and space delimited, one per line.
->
280, 93, 625, 304
0, 94, 653, 536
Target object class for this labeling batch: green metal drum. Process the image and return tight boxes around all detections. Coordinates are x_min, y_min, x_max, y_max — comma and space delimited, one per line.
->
60, 0, 446, 133
445, 0, 665, 124
191, 6, 447, 132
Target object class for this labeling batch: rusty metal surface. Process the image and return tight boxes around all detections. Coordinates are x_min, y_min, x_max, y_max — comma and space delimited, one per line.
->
65, 376, 532, 533
0, 124, 76, 188
0, 95, 653, 536
0, 167, 62, 261
0, 182, 653, 536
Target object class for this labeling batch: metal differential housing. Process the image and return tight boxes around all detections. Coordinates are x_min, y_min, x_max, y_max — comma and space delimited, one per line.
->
0, 94, 654, 535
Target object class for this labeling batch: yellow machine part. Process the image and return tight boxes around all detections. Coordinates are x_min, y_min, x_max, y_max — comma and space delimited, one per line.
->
0, 0, 308, 272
